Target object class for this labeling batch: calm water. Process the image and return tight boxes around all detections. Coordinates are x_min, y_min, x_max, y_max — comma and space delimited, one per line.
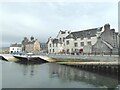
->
1, 60, 119, 89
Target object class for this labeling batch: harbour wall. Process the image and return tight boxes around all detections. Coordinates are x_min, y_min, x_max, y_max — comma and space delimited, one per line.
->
46, 54, 119, 62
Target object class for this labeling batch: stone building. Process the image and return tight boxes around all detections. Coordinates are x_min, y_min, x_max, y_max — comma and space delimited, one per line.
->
47, 24, 119, 55
92, 24, 119, 55
22, 36, 41, 53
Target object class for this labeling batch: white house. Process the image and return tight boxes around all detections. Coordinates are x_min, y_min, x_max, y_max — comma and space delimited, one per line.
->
9, 43, 22, 54
47, 24, 119, 55
47, 30, 70, 53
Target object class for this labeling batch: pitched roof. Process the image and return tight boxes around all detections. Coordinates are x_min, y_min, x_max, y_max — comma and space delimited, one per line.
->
52, 39, 59, 44
60, 30, 66, 34
47, 38, 62, 44
10, 43, 22, 47
66, 27, 103, 39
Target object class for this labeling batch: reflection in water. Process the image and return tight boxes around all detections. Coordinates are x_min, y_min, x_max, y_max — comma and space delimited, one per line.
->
22, 65, 34, 76
49, 63, 119, 89
1, 60, 119, 89
20, 63, 44, 77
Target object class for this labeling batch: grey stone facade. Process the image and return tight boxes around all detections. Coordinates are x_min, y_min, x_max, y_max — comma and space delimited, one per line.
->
92, 24, 119, 55
22, 36, 41, 53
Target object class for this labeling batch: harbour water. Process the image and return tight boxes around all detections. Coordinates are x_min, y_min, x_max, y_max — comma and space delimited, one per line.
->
1, 60, 119, 89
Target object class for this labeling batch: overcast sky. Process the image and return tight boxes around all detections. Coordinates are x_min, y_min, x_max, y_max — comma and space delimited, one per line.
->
0, 0, 119, 47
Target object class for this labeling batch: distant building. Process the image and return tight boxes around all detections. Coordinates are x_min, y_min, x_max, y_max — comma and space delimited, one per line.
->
9, 43, 22, 54
22, 36, 41, 53
0, 47, 9, 54
47, 24, 119, 55
40, 43, 47, 53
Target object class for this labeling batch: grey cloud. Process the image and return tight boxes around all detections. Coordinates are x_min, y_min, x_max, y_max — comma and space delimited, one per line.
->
0, 2, 118, 47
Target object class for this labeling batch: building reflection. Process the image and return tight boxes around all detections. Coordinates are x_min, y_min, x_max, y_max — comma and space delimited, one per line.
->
20, 63, 43, 77
21, 64, 35, 76
49, 63, 119, 89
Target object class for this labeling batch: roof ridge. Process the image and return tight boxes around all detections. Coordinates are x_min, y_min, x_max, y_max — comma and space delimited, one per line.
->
71, 27, 102, 33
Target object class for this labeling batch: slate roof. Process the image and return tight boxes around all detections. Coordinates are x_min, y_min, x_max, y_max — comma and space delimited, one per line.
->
60, 30, 66, 34
52, 39, 59, 44
66, 27, 103, 39
10, 43, 22, 47
47, 38, 62, 44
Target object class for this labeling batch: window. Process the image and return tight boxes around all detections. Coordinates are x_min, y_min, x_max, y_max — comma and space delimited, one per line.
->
75, 37, 77, 41
81, 37, 84, 40
12, 48, 14, 50
71, 48, 73, 52
66, 40, 69, 45
53, 44, 54, 47
74, 43, 78, 47
56, 43, 58, 47
67, 49, 69, 53
50, 49, 51, 53
114, 43, 116, 47
87, 41, 91, 45
113, 35, 115, 39
53, 49, 54, 52
81, 42, 84, 46
50, 44, 51, 47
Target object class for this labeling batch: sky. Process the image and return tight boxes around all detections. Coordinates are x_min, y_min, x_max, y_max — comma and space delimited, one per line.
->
0, 0, 119, 47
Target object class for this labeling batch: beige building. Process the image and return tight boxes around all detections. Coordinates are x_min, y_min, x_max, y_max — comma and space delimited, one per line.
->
25, 39, 40, 53
22, 36, 41, 53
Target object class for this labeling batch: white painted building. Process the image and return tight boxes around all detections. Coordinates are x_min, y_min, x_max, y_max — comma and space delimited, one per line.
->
47, 30, 70, 54
47, 24, 119, 54
9, 43, 22, 54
